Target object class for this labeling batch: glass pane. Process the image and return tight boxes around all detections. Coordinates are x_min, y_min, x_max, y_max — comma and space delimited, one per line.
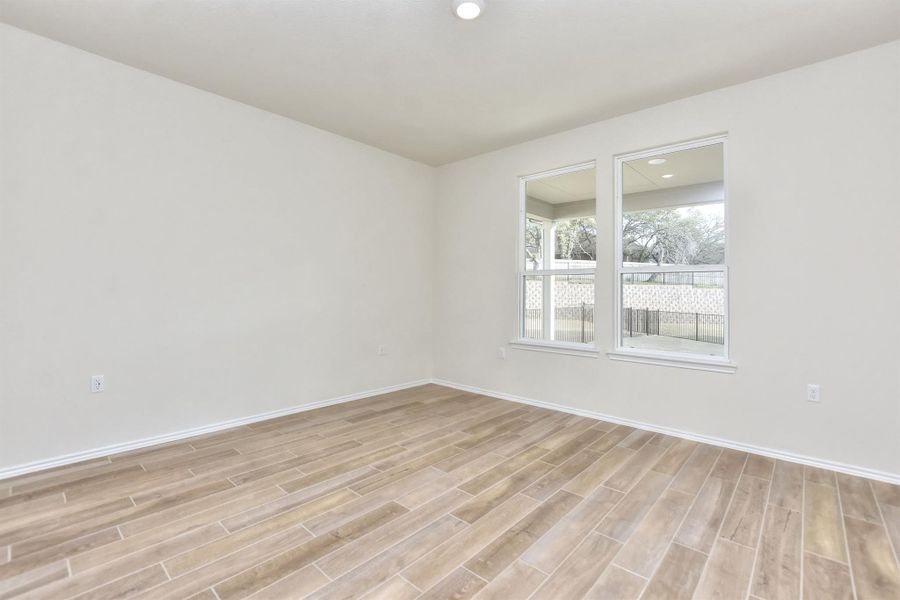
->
525, 217, 544, 270
620, 270, 725, 356
523, 274, 595, 344
554, 213, 597, 269
524, 165, 596, 270
621, 143, 724, 267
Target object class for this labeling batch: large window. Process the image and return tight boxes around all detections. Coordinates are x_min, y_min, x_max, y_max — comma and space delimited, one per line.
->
615, 137, 730, 362
519, 162, 597, 347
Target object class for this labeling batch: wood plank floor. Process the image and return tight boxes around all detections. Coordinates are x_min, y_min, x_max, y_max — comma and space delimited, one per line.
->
1, 384, 898, 599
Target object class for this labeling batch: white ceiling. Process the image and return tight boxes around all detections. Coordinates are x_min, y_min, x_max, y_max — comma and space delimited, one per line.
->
2, 1, 898, 165
527, 143, 722, 202
527, 168, 596, 204
623, 143, 723, 194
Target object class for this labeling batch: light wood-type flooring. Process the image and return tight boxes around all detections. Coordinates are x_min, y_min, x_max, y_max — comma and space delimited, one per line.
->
1, 384, 898, 599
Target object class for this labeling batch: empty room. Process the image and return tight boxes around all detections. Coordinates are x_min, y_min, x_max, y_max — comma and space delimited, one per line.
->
1, 1, 899, 599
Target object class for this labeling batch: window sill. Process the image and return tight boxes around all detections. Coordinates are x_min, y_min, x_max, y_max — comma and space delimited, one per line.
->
510, 340, 599, 358
607, 348, 737, 373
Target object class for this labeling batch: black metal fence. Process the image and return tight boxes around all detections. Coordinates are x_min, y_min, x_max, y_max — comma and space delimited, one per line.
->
623, 307, 724, 344
523, 303, 594, 344
524, 304, 724, 346
523, 308, 542, 339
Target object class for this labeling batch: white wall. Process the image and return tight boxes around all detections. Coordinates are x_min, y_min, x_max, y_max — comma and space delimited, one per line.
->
434, 41, 900, 477
2, 25, 898, 480
0, 25, 435, 470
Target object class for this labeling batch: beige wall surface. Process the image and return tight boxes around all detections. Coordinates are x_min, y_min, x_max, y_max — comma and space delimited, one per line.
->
434, 41, 900, 476
0, 25, 435, 469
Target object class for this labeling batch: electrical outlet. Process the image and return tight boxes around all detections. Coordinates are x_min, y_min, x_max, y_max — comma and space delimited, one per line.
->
91, 375, 105, 393
807, 384, 820, 402
377, 344, 387, 356
497, 347, 506, 359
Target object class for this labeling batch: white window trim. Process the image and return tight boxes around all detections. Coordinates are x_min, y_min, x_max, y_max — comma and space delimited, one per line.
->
607, 348, 736, 373
515, 160, 598, 352
510, 340, 599, 358
612, 134, 735, 372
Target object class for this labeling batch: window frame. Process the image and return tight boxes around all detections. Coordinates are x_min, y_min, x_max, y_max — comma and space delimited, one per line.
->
514, 160, 599, 354
610, 135, 736, 372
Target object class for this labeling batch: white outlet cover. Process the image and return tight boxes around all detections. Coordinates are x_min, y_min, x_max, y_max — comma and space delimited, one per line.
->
807, 384, 820, 402
91, 374, 105, 393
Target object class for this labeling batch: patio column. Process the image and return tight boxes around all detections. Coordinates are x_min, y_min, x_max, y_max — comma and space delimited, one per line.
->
542, 220, 556, 340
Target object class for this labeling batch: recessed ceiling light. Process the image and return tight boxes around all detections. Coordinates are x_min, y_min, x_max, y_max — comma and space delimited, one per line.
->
661, 174, 674, 179
453, 0, 484, 20
648, 158, 667, 165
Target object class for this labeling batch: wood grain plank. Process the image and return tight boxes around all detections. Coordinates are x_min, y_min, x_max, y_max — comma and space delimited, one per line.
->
563, 445, 635, 497
418, 567, 486, 600
805, 466, 836, 487
317, 489, 468, 579
70, 564, 168, 600
843, 515, 900, 599
613, 487, 694, 577
744, 455, 775, 480
769, 460, 804, 512
803, 553, 853, 600
0, 527, 120, 580
458, 447, 548, 496
670, 445, 721, 496
541, 428, 606, 465
72, 523, 228, 588
213, 501, 409, 599
452, 459, 554, 524
304, 515, 467, 600
750, 505, 801, 600
465, 490, 582, 581
618, 429, 655, 451
522, 449, 603, 501
603, 443, 666, 493
879, 502, 900, 567
584, 564, 646, 600
0, 560, 68, 599
837, 473, 882, 524
641, 543, 707, 600
306, 468, 441, 535
520, 485, 622, 574
675, 475, 737, 553
245, 564, 330, 599
709, 449, 748, 481
359, 576, 420, 600
470, 560, 546, 600
804, 481, 847, 563
586, 426, 634, 454
651, 439, 699, 477
693, 538, 756, 599
529, 532, 620, 600
402, 493, 537, 590
278, 445, 406, 494
720, 474, 769, 548
596, 470, 672, 542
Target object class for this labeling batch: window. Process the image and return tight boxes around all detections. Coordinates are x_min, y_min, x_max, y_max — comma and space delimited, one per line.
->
518, 162, 597, 348
614, 137, 731, 365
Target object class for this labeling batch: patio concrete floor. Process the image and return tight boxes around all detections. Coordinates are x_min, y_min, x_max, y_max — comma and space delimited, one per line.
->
622, 333, 725, 356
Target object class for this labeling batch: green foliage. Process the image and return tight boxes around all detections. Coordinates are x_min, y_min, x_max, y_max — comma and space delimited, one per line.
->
623, 206, 724, 265
555, 218, 596, 261
525, 218, 543, 268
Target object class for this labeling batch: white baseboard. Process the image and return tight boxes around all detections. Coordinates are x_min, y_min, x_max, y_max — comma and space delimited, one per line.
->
0, 379, 431, 481
432, 378, 900, 485
4, 376, 897, 486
